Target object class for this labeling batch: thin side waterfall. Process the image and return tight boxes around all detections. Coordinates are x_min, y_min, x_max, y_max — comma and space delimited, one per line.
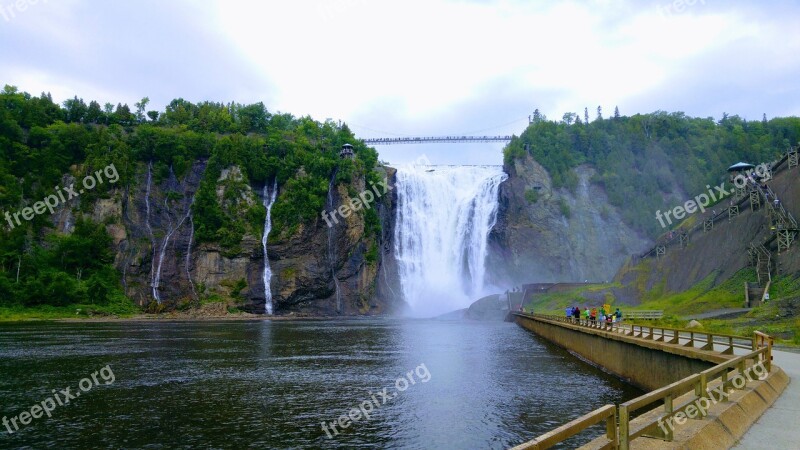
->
393, 164, 507, 317
145, 161, 157, 300
153, 194, 194, 303
326, 171, 342, 313
186, 214, 197, 301
261, 179, 278, 315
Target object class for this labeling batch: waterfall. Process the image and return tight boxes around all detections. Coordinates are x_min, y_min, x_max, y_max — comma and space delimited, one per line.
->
393, 164, 507, 317
186, 215, 197, 301
326, 171, 342, 313
262, 179, 278, 315
145, 161, 158, 301
152, 192, 194, 304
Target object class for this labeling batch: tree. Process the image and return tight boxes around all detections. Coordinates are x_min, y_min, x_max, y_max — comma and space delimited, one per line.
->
614, 106, 621, 120
86, 101, 104, 124
597, 106, 603, 120
584, 107, 589, 125
562, 112, 576, 125
63, 96, 87, 123
147, 111, 159, 122
134, 97, 150, 123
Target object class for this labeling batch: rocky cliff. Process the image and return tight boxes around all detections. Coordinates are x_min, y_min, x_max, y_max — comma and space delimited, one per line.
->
487, 155, 651, 286
55, 160, 402, 316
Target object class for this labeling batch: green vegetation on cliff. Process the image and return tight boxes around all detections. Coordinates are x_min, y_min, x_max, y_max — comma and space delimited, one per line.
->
504, 111, 800, 236
0, 85, 379, 312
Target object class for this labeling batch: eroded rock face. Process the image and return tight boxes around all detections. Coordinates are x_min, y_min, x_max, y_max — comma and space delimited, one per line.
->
69, 160, 403, 316
488, 155, 651, 286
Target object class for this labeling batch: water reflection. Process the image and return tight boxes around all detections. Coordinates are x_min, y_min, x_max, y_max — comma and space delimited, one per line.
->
0, 319, 642, 449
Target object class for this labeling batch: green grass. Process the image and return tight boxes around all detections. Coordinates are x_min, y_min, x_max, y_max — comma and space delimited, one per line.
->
0, 298, 140, 321
633, 269, 755, 315
522, 282, 622, 314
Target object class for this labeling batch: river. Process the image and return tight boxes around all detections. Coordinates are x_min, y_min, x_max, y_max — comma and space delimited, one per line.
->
0, 319, 642, 449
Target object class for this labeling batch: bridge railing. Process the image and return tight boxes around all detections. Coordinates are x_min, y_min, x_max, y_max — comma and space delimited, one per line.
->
509, 313, 774, 450
509, 404, 617, 450
362, 135, 513, 145
525, 313, 754, 353
617, 345, 770, 449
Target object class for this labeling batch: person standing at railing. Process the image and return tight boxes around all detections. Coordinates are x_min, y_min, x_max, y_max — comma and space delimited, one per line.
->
583, 307, 590, 325
572, 306, 581, 323
565, 306, 572, 320
614, 308, 622, 324
590, 307, 597, 325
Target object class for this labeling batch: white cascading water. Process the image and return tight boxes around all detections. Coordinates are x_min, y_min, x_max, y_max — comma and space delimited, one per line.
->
394, 165, 507, 317
262, 180, 278, 315
153, 195, 193, 304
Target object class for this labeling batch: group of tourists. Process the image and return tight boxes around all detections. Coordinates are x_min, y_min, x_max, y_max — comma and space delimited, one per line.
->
565, 306, 623, 326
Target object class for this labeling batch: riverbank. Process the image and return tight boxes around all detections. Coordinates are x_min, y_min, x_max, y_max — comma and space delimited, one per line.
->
0, 303, 335, 323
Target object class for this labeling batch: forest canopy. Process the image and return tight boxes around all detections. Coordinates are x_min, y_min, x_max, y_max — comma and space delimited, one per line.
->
504, 109, 800, 236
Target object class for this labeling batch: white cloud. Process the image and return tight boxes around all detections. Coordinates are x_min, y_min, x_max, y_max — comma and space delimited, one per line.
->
1, 0, 799, 164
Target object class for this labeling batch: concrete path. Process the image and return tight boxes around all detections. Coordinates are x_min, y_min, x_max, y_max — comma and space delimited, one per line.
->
680, 308, 753, 320
732, 349, 800, 450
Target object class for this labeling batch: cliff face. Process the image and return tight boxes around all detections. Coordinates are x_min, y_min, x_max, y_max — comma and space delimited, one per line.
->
56, 161, 401, 316
487, 155, 651, 286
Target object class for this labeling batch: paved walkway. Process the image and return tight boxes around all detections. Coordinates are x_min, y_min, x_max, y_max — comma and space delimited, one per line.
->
733, 349, 800, 449
680, 308, 752, 320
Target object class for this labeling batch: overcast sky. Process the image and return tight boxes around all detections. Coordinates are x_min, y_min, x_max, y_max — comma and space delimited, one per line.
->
2, 0, 799, 165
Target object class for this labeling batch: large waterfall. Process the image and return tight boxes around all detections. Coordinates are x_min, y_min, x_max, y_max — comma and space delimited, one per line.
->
393, 165, 507, 317
262, 180, 278, 315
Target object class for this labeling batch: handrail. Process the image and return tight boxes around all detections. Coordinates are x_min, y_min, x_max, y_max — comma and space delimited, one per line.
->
526, 313, 754, 351
624, 310, 664, 319
509, 404, 617, 450
510, 313, 777, 450
618, 347, 769, 449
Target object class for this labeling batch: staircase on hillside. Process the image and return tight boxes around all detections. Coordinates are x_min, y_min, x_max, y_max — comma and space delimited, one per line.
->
754, 183, 798, 252
745, 282, 766, 308
745, 243, 773, 308
748, 243, 773, 286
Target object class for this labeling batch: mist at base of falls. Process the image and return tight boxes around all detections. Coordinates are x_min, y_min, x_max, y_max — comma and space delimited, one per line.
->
393, 164, 508, 317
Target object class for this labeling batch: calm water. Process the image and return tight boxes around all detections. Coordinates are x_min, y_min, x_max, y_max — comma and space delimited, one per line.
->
0, 319, 642, 449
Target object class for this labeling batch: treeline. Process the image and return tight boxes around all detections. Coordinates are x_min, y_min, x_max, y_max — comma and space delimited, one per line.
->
505, 109, 800, 236
0, 85, 378, 309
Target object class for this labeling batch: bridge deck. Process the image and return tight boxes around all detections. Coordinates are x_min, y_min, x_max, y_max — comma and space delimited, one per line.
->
363, 135, 512, 145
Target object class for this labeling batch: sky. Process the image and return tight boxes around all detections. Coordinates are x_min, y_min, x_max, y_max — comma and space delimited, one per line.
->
1, 0, 799, 165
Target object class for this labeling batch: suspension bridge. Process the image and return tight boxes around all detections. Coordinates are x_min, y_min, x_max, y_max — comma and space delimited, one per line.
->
362, 135, 513, 145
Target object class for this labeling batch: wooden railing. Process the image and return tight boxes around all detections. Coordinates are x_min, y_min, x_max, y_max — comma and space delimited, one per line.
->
510, 313, 774, 449
509, 404, 617, 450
618, 345, 770, 449
624, 310, 663, 320
526, 313, 754, 353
